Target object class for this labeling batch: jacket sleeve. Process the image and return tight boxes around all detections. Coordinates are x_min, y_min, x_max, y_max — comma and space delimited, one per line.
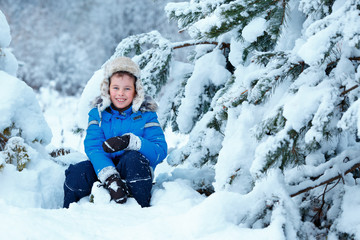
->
138, 112, 168, 169
84, 108, 117, 182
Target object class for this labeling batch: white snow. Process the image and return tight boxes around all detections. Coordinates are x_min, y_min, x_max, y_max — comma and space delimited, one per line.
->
214, 104, 256, 193
297, 0, 360, 65
76, 69, 105, 130
177, 49, 231, 133
0, 10, 17, 76
242, 17, 267, 43
282, 83, 328, 132
336, 185, 360, 237
0, 11, 11, 48
0, 71, 52, 145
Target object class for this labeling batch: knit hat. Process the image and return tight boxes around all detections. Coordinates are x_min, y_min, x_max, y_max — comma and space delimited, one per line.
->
97, 57, 145, 112
104, 56, 141, 80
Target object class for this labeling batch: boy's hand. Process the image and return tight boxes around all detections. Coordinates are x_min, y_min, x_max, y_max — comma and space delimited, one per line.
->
123, 133, 142, 151
102, 135, 130, 153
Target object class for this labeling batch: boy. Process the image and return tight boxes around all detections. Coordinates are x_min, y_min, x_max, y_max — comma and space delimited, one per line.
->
63, 57, 167, 208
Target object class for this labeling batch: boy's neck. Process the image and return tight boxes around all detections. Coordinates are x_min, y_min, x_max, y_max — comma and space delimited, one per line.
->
111, 103, 132, 113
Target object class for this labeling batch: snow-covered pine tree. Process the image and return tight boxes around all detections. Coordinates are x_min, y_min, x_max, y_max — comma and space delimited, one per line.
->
0, 9, 52, 172
161, 0, 295, 193
163, 0, 360, 238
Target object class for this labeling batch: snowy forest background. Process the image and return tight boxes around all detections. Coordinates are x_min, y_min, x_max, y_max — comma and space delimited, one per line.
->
1, 0, 360, 239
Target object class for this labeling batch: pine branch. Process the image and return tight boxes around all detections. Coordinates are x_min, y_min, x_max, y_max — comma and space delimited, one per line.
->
290, 160, 360, 198
340, 85, 359, 96
270, 0, 287, 25
172, 41, 230, 50
349, 57, 360, 61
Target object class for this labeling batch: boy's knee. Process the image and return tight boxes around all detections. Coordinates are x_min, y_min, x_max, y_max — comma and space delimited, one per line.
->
64, 161, 97, 193
122, 151, 150, 169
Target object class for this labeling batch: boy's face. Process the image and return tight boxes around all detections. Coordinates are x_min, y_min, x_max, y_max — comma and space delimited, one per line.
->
109, 73, 136, 109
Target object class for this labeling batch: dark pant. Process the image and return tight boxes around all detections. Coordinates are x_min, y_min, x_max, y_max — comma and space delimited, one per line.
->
63, 151, 152, 208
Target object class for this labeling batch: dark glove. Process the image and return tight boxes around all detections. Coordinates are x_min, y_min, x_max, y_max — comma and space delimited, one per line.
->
102, 135, 130, 153
104, 174, 128, 204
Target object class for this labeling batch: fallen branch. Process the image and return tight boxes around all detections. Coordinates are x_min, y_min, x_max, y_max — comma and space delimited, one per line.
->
290, 161, 360, 197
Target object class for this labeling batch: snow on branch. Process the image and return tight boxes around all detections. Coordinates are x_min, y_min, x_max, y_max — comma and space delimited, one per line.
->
288, 156, 360, 198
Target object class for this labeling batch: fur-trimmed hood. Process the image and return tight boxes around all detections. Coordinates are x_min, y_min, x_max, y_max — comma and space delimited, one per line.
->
91, 57, 158, 113
92, 95, 158, 113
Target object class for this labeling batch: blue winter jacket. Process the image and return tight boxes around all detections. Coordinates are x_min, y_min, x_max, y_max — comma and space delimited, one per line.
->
84, 105, 167, 178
